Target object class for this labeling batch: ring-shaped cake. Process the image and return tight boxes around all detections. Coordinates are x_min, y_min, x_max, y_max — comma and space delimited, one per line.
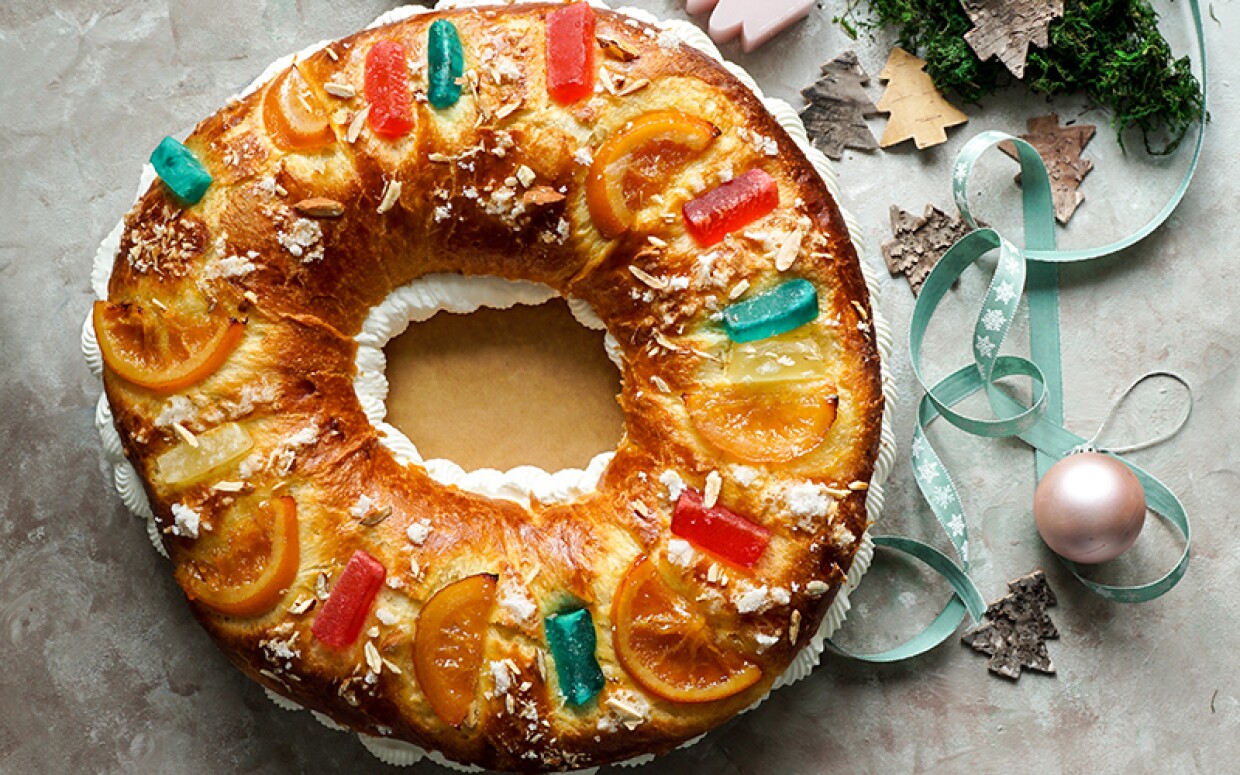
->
84, 2, 892, 770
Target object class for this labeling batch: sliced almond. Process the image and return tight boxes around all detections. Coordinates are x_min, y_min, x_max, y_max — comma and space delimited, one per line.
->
515, 164, 536, 188
428, 152, 453, 163
604, 696, 648, 729
630, 500, 654, 521
364, 640, 383, 674
629, 265, 668, 290
211, 480, 245, 493
323, 81, 356, 99
495, 100, 522, 119
616, 78, 650, 97
597, 36, 638, 62
360, 504, 393, 527
315, 572, 331, 600
647, 235, 668, 248
377, 179, 402, 214
521, 186, 566, 207
288, 596, 316, 615
653, 331, 683, 353
729, 279, 751, 300
382, 658, 403, 675
346, 105, 370, 144
805, 580, 830, 597
775, 228, 804, 272
172, 422, 199, 448
703, 470, 722, 509
294, 197, 346, 218
849, 480, 870, 491
650, 375, 670, 393
598, 67, 619, 95
789, 610, 802, 644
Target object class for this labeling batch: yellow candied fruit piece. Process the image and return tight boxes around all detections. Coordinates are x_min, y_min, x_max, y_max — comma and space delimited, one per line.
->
155, 421, 254, 486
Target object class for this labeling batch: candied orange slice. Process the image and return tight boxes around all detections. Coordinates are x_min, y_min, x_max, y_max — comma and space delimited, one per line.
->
93, 300, 244, 394
612, 555, 761, 703
262, 66, 336, 151
179, 495, 300, 618
586, 110, 720, 238
686, 378, 838, 464
413, 573, 498, 727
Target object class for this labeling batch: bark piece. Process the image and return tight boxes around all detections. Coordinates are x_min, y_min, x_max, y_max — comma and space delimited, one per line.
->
876, 47, 968, 150
881, 204, 974, 295
963, 0, 1064, 79
799, 51, 880, 160
1000, 113, 1096, 224
962, 569, 1059, 680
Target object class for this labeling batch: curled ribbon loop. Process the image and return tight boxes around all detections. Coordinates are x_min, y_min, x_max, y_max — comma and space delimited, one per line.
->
831, 0, 1205, 661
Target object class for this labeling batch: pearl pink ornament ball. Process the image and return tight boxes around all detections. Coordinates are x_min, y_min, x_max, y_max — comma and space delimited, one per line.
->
1033, 452, 1147, 564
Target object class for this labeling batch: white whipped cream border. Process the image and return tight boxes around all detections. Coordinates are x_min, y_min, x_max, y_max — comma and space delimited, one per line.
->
82, 1, 899, 770
353, 274, 621, 507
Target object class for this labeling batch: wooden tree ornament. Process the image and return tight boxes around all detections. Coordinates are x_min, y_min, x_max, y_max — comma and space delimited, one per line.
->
799, 51, 881, 160
962, 569, 1059, 680
877, 47, 968, 150
881, 204, 974, 295
1000, 113, 1096, 224
963, 0, 1064, 79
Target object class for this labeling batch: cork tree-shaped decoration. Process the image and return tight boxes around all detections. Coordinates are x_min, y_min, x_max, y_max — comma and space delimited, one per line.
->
1000, 113, 1096, 224
963, 0, 1065, 79
962, 569, 1059, 680
877, 47, 969, 150
799, 51, 881, 160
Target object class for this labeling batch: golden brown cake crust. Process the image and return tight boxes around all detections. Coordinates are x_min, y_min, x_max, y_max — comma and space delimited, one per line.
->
98, 5, 884, 771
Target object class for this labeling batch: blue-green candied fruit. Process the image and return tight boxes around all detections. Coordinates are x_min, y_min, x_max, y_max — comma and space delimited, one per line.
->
149, 136, 212, 205
723, 278, 820, 343
427, 19, 465, 109
544, 608, 605, 706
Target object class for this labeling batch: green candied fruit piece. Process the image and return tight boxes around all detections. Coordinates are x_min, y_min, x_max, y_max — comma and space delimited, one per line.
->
427, 19, 465, 109
723, 278, 819, 343
149, 136, 212, 205
544, 607, 605, 706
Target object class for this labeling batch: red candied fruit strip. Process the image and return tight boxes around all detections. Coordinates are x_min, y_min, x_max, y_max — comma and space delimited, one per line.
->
365, 40, 415, 139
682, 168, 779, 247
671, 488, 772, 568
312, 549, 387, 649
546, 3, 596, 105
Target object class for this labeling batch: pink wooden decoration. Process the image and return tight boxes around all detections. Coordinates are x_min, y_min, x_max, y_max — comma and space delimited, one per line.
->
685, 0, 815, 53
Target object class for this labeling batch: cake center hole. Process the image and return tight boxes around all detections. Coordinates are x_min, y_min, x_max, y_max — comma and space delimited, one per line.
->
383, 298, 625, 473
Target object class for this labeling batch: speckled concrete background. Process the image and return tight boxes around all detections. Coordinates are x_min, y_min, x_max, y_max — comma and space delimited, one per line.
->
2, 1, 1237, 772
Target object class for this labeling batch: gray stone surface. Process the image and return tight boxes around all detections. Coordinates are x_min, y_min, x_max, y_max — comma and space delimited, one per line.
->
1, 1, 1236, 772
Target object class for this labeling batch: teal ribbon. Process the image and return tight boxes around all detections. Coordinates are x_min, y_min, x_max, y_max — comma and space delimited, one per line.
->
830, 0, 1205, 661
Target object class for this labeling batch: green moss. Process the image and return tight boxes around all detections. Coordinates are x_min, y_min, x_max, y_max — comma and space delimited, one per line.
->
838, 0, 1203, 154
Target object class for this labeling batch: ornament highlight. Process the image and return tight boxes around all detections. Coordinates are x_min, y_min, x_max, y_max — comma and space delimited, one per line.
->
1034, 452, 1146, 564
